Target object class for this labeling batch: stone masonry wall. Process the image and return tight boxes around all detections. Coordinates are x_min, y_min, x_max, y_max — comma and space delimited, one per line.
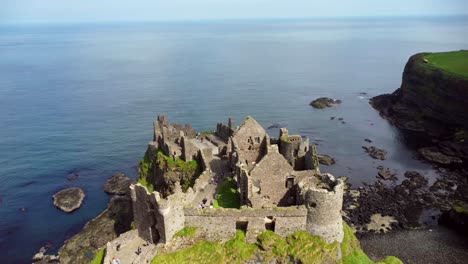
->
184, 207, 307, 243
249, 146, 294, 207
130, 184, 186, 244
216, 123, 234, 142
300, 174, 344, 243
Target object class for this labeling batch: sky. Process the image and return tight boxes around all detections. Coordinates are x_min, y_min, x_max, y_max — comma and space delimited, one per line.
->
1, 0, 468, 24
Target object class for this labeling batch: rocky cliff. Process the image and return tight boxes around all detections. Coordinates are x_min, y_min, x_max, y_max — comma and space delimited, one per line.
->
371, 52, 468, 165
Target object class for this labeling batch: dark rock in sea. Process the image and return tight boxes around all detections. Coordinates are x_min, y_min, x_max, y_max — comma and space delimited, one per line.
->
377, 168, 397, 181
330, 117, 335, 120
338, 117, 344, 121
376, 165, 384, 170
317, 154, 336, 166
67, 172, 79, 181
267, 123, 286, 129
20, 180, 36, 187
52, 188, 85, 213
57, 195, 133, 263
342, 168, 467, 231
402, 171, 428, 190
341, 121, 346, 124
359, 92, 368, 95
364, 138, 373, 143
335, 99, 342, 104
418, 147, 463, 165
104, 173, 132, 195
439, 201, 468, 235
309, 97, 341, 109
362, 146, 387, 160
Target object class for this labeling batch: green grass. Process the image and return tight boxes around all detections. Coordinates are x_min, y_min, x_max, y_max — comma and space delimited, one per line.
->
200, 130, 214, 135
424, 50, 468, 78
89, 248, 105, 264
137, 152, 155, 192
150, 223, 402, 264
174, 227, 198, 238
137, 176, 155, 193
213, 177, 240, 209
453, 200, 468, 214
151, 230, 256, 264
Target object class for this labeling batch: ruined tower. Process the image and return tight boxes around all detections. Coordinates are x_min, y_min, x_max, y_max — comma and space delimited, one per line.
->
299, 173, 344, 244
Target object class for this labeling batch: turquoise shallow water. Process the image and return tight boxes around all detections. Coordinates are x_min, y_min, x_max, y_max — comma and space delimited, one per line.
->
0, 17, 467, 263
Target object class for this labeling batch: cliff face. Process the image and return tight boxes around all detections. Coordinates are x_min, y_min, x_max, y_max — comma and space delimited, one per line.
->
371, 52, 468, 164
372, 53, 468, 131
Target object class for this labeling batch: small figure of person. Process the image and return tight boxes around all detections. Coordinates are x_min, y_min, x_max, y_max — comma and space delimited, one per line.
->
202, 198, 207, 205
145, 240, 150, 246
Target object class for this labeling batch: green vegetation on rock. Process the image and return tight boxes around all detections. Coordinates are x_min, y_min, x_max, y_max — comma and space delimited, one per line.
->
150, 223, 402, 264
214, 177, 240, 209
89, 248, 105, 264
138, 152, 155, 192
453, 200, 468, 214
174, 227, 198, 238
424, 50, 468, 78
156, 150, 201, 192
138, 150, 201, 193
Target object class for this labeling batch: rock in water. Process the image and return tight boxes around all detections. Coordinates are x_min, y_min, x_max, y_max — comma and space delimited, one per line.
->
377, 168, 397, 181
310, 97, 341, 109
418, 147, 463, 165
52, 188, 85, 213
317, 154, 336, 166
104, 173, 132, 195
362, 146, 387, 160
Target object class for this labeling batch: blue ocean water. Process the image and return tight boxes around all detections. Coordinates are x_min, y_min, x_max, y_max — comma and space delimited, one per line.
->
0, 17, 467, 263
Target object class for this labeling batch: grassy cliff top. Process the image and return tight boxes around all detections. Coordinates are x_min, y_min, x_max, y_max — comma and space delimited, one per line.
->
424, 50, 468, 78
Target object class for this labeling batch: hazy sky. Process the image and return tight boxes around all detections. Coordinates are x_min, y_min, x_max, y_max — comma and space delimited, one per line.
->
1, 0, 468, 24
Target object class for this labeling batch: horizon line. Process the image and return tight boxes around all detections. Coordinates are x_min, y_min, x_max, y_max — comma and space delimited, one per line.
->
2, 14, 468, 26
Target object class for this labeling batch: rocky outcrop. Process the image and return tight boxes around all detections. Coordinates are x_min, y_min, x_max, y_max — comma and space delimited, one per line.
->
362, 146, 387, 160
370, 52, 468, 166
309, 97, 341, 109
317, 154, 336, 165
104, 173, 132, 195
440, 201, 468, 235
418, 147, 463, 165
53, 188, 85, 213
58, 195, 133, 264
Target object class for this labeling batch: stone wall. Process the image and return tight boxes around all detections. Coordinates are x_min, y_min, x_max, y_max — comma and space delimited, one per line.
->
180, 136, 198, 162
231, 117, 268, 166
130, 184, 186, 244
216, 122, 234, 142
184, 207, 307, 243
249, 146, 294, 207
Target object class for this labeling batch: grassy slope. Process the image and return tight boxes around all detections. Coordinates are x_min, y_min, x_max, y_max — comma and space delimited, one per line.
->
88, 248, 105, 264
214, 177, 240, 209
424, 50, 468, 78
151, 223, 402, 264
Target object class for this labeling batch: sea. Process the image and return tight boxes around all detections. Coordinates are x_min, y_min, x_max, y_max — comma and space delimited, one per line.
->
1, 17, 467, 263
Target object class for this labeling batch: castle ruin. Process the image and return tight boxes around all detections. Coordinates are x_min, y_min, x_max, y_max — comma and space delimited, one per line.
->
130, 115, 344, 248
